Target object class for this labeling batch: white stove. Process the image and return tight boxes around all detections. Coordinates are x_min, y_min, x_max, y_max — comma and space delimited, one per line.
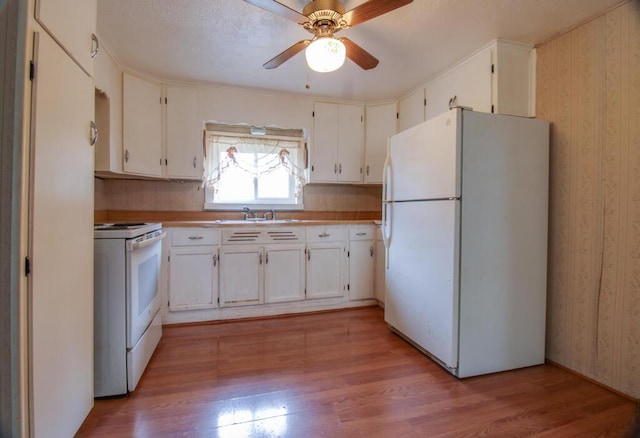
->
93, 221, 165, 397
94, 222, 161, 239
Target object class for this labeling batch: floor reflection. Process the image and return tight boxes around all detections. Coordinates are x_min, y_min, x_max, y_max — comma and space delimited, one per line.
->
217, 406, 288, 437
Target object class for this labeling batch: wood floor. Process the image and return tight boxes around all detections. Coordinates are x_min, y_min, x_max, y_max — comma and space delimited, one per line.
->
76, 307, 638, 437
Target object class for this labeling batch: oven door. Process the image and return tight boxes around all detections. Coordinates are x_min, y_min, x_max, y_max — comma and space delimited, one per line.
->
126, 231, 165, 349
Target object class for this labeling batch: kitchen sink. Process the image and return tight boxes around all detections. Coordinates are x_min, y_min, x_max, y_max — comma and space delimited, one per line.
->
215, 219, 301, 224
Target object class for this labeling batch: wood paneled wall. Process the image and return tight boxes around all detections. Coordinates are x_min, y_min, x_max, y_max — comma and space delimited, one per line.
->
537, 0, 640, 399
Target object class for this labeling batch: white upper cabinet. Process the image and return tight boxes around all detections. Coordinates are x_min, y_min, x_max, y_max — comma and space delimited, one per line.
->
364, 102, 397, 184
397, 87, 425, 132
122, 72, 163, 177
164, 85, 202, 180
310, 102, 364, 184
425, 40, 533, 120
35, 0, 98, 76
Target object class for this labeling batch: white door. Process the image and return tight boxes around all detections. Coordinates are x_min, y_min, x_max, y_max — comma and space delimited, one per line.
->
29, 32, 94, 437
364, 102, 397, 183
165, 85, 201, 179
388, 109, 461, 201
169, 246, 217, 311
349, 240, 375, 300
384, 200, 460, 369
398, 87, 425, 132
122, 73, 162, 177
264, 244, 305, 303
337, 103, 363, 183
219, 246, 264, 307
35, 0, 97, 75
310, 102, 338, 182
306, 243, 344, 299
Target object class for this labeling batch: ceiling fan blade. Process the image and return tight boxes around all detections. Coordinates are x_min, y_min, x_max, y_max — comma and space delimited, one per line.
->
243, 0, 308, 24
340, 38, 379, 70
263, 40, 311, 69
342, 0, 413, 27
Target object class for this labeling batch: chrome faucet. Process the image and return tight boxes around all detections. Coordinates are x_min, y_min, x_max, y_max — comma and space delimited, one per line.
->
242, 206, 258, 219
264, 209, 276, 220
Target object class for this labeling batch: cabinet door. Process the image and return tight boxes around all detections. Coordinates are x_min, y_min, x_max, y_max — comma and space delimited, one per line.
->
310, 102, 339, 182
219, 246, 264, 307
426, 48, 492, 119
29, 32, 94, 437
306, 243, 344, 299
337, 103, 364, 183
123, 73, 162, 177
264, 244, 305, 303
169, 247, 217, 311
364, 102, 396, 184
165, 85, 202, 179
349, 240, 375, 300
398, 87, 425, 132
35, 0, 97, 76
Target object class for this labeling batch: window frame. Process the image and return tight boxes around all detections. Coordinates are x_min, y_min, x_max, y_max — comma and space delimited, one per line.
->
203, 130, 306, 211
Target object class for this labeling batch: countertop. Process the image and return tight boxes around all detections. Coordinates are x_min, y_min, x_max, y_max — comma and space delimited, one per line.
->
162, 219, 381, 228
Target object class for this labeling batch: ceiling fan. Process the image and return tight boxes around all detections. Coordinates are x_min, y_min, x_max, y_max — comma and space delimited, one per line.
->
244, 0, 414, 72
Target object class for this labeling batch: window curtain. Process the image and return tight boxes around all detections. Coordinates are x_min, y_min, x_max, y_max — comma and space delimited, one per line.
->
202, 123, 307, 196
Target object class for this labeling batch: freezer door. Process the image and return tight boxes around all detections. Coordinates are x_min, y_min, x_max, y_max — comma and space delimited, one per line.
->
388, 109, 461, 201
384, 200, 460, 369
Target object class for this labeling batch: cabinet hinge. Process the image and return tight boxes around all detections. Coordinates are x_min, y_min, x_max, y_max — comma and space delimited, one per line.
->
491, 64, 495, 74
396, 112, 399, 119
29, 61, 35, 81
218, 297, 220, 304
312, 111, 315, 117
24, 257, 31, 276
347, 284, 350, 291
424, 98, 427, 107
165, 97, 168, 104
361, 115, 363, 122
491, 105, 495, 113
165, 158, 168, 166
347, 251, 350, 258
168, 255, 170, 262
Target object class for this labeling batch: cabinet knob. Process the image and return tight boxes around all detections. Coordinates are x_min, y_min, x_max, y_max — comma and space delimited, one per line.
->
193, 157, 197, 168
334, 163, 337, 174
339, 163, 342, 174
89, 121, 98, 146
307, 250, 311, 261
370, 246, 374, 257
125, 149, 130, 163
366, 165, 370, 176
318, 232, 330, 238
259, 253, 263, 265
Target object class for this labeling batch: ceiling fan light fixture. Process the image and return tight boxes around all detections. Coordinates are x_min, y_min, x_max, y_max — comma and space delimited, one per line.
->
305, 37, 346, 72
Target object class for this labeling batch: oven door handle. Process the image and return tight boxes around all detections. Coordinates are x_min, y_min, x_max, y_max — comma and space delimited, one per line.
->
126, 231, 166, 251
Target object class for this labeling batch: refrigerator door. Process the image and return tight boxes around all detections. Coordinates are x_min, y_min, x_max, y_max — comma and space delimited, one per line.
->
388, 109, 461, 202
384, 200, 460, 370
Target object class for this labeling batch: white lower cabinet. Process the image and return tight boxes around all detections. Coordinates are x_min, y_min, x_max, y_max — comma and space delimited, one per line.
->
305, 226, 346, 299
348, 226, 375, 301
219, 245, 264, 307
264, 244, 306, 303
168, 228, 219, 311
218, 227, 307, 308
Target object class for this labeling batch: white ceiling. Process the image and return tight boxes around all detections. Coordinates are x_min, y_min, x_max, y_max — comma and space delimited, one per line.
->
97, 0, 622, 102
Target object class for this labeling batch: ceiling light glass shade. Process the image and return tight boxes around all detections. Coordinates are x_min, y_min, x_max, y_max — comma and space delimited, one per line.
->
305, 37, 346, 73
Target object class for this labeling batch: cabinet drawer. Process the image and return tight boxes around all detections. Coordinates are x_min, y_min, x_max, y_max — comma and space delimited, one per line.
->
172, 228, 220, 246
306, 226, 346, 243
349, 226, 374, 241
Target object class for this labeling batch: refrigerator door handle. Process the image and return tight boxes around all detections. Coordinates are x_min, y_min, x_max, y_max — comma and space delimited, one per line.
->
382, 137, 392, 268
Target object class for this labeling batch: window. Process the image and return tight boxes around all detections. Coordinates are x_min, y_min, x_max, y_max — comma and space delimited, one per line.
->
203, 125, 307, 210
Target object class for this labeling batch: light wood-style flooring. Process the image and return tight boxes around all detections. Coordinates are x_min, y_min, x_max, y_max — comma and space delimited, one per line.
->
76, 307, 638, 437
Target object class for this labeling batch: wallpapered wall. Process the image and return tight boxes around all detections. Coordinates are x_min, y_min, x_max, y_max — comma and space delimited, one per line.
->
537, 0, 639, 398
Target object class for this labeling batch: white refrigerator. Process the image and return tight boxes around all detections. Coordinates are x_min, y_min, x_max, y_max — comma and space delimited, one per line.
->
382, 108, 549, 378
